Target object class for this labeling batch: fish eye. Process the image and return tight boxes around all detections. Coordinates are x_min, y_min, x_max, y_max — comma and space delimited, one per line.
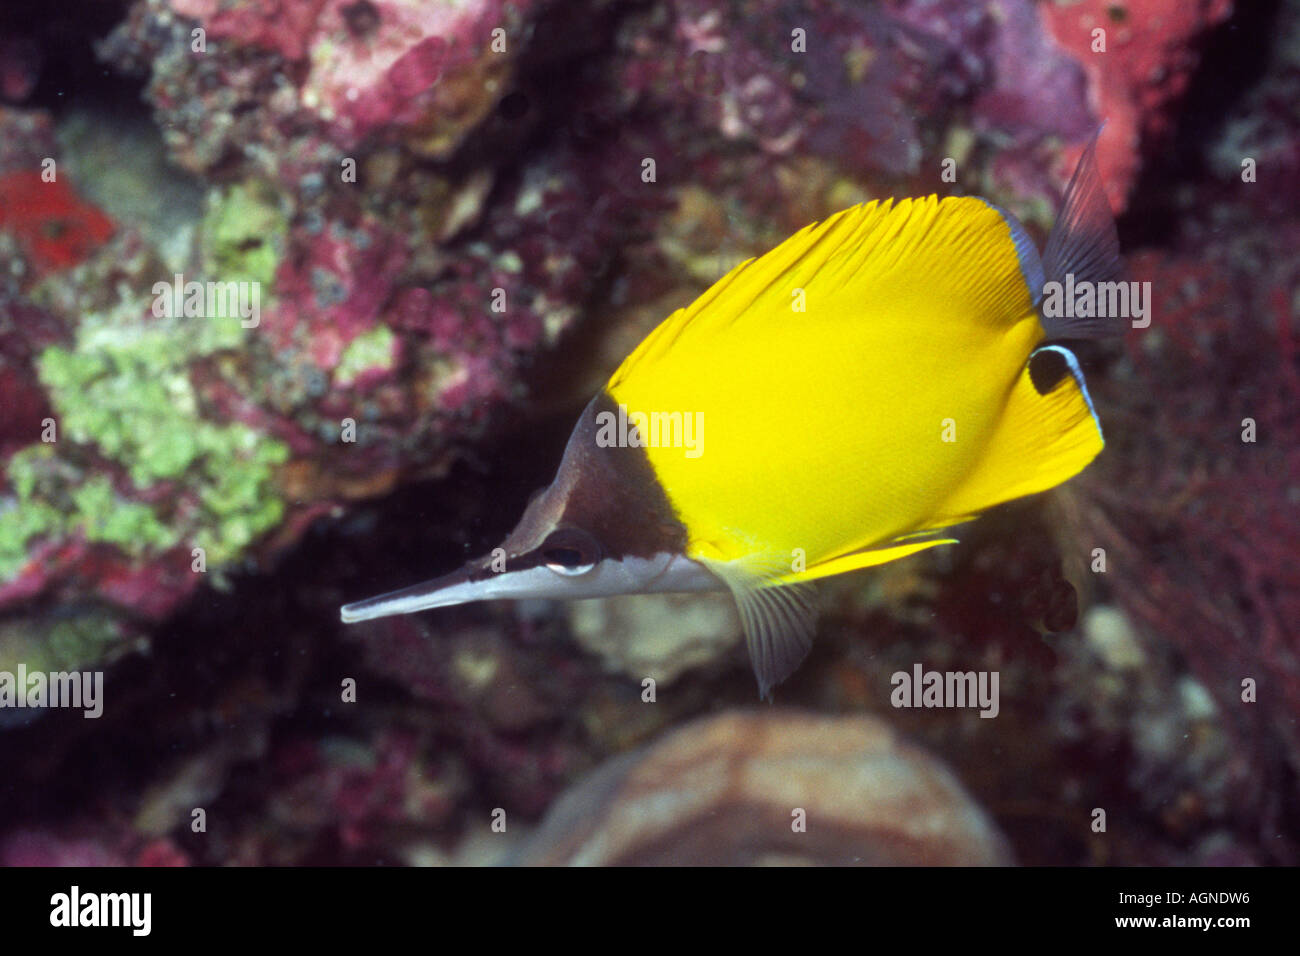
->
540, 527, 600, 576
544, 548, 592, 575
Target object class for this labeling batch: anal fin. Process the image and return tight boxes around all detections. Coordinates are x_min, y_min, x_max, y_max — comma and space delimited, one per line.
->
785, 534, 959, 586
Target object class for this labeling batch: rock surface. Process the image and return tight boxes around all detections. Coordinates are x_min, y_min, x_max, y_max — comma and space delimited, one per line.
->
511, 710, 1014, 865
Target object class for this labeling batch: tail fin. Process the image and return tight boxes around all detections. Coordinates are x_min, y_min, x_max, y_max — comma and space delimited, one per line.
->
1039, 127, 1126, 339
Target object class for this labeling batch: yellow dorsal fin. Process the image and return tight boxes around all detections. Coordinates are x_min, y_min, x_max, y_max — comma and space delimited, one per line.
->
930, 345, 1104, 526
608, 195, 1039, 392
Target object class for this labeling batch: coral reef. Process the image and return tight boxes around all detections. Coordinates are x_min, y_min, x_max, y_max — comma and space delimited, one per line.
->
0, 172, 114, 279
0, 0, 1292, 868
566, 592, 741, 686
1042, 0, 1234, 205
1076, 200, 1300, 830
3, 0, 1200, 652
2, 1, 653, 626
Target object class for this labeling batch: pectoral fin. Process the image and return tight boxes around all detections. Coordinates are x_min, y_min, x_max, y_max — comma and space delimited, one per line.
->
704, 558, 819, 700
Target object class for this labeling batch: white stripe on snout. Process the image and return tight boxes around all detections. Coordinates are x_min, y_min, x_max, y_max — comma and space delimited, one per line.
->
341, 553, 722, 623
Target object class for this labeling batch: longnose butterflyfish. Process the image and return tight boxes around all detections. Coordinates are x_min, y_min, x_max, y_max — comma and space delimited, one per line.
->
343, 135, 1125, 697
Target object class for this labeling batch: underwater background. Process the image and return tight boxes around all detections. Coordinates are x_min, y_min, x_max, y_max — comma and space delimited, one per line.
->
0, 0, 1295, 865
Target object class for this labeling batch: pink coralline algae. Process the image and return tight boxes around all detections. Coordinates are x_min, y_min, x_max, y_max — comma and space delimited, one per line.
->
269, 217, 409, 370
166, 0, 535, 155
1043, 0, 1235, 206
0, 172, 116, 278
169, 0, 330, 61
301, 0, 529, 154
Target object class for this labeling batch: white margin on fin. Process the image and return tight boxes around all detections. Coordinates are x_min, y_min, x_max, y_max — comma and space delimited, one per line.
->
1034, 344, 1104, 446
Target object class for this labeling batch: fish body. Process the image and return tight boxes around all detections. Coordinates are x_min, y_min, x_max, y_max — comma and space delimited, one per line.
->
343, 134, 1124, 697
608, 195, 1091, 580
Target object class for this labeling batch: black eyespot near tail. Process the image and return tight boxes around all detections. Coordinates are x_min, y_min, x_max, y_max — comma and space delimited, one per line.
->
1027, 344, 1102, 443
1028, 346, 1071, 395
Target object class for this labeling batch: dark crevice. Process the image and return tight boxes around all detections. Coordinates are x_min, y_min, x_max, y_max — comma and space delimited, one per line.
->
1118, 0, 1283, 248
0, 0, 143, 115
0, 406, 575, 852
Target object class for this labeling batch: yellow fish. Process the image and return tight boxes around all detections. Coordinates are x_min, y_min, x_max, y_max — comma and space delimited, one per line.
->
343, 135, 1124, 697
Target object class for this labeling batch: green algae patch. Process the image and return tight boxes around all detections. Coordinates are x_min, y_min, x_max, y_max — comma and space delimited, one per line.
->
45, 610, 123, 670
0, 609, 123, 675
68, 476, 177, 553
334, 325, 397, 386
0, 289, 290, 580
202, 182, 288, 288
